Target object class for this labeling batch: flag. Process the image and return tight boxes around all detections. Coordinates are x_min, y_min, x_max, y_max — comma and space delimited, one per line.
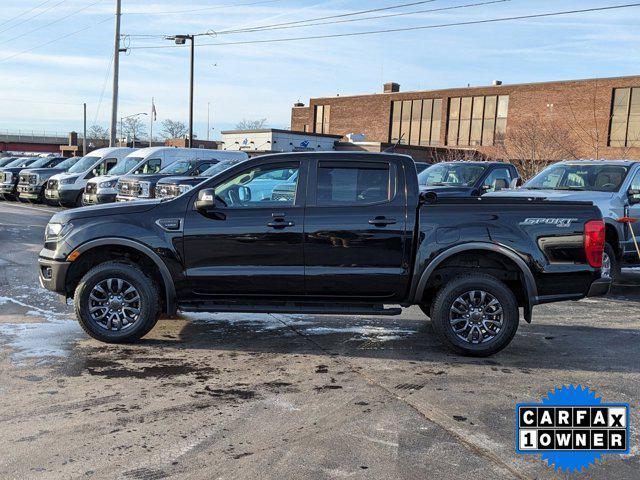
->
151, 99, 157, 121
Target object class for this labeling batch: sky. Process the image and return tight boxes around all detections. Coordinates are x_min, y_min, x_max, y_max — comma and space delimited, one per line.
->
1, 0, 639, 141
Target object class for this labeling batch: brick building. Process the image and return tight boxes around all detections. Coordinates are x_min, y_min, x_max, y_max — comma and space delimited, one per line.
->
291, 75, 640, 168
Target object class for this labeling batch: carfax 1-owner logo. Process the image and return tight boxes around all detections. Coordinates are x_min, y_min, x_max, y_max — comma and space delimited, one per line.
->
516, 385, 630, 473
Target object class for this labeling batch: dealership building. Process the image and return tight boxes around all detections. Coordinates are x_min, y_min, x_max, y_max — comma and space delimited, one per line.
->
291, 75, 640, 161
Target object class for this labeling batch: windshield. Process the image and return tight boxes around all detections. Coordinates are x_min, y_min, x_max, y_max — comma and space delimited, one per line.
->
109, 157, 143, 175
26, 157, 59, 169
0, 158, 16, 167
418, 163, 487, 187
57, 157, 79, 169
68, 155, 101, 173
525, 164, 630, 192
5, 158, 35, 168
200, 158, 248, 177
160, 161, 195, 175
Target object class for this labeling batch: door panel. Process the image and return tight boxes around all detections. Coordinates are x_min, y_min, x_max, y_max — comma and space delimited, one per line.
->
182, 161, 305, 297
304, 159, 410, 299
626, 169, 640, 260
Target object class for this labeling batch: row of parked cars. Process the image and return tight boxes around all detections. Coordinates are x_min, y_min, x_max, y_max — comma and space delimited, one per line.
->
3, 149, 639, 283
0, 147, 250, 207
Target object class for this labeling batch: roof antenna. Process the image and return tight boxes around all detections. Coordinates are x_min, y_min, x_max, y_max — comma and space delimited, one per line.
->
384, 133, 404, 153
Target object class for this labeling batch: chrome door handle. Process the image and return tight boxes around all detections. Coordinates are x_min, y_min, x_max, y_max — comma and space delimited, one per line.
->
368, 217, 397, 226
267, 220, 295, 229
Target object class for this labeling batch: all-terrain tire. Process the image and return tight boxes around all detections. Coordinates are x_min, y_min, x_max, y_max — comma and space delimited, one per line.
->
603, 242, 621, 284
74, 261, 160, 343
431, 273, 519, 356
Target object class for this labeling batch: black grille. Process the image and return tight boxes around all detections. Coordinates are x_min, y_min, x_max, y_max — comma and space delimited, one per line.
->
156, 184, 180, 199
85, 182, 97, 194
19, 174, 37, 185
47, 179, 58, 190
118, 180, 140, 197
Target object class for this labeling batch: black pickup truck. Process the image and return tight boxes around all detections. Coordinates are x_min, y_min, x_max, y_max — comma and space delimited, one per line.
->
38, 152, 609, 356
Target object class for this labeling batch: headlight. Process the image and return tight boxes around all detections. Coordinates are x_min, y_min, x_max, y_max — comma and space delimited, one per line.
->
60, 177, 76, 185
99, 180, 117, 188
4, 172, 12, 182
139, 181, 151, 197
45, 222, 73, 241
179, 184, 193, 194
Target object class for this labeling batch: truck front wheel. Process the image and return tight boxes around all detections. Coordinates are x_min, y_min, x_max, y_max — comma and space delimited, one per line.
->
430, 274, 519, 356
74, 262, 160, 343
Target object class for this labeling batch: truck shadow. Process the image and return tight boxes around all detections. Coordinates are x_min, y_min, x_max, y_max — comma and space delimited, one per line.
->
129, 292, 640, 375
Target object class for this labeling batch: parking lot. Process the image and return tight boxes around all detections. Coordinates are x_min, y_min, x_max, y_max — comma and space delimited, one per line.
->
0, 200, 638, 479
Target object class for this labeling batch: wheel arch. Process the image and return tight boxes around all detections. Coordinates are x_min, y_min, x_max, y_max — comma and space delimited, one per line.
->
66, 238, 177, 315
413, 242, 538, 322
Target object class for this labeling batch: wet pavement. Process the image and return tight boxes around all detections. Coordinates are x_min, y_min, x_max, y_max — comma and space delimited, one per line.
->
0, 201, 639, 479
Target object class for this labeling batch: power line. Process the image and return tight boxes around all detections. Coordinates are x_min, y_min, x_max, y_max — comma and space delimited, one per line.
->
122, 0, 285, 16
0, 0, 54, 28
0, 0, 105, 47
0, 16, 112, 64
124, 0, 441, 38
0, 0, 68, 36
128, 3, 640, 50
94, 52, 115, 125
203, 0, 441, 36
214, 0, 512, 36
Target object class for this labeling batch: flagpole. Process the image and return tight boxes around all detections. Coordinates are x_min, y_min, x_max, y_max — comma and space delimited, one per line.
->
149, 97, 154, 147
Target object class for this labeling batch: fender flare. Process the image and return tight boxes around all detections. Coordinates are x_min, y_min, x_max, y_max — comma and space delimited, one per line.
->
74, 237, 177, 315
413, 242, 538, 322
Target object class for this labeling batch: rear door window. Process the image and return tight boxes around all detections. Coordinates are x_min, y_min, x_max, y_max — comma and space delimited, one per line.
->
316, 161, 393, 205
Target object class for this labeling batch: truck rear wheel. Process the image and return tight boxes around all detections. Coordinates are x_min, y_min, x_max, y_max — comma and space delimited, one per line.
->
602, 243, 620, 283
430, 274, 519, 356
74, 262, 160, 343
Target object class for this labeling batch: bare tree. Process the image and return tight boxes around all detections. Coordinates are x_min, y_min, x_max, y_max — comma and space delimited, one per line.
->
161, 119, 188, 139
122, 116, 147, 143
236, 118, 267, 130
87, 124, 109, 141
487, 116, 579, 180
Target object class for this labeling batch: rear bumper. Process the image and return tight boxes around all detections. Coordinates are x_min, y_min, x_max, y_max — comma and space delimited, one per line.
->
586, 277, 611, 297
38, 257, 70, 295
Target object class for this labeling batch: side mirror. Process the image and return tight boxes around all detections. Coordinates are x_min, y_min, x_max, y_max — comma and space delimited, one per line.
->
628, 188, 640, 205
195, 188, 218, 211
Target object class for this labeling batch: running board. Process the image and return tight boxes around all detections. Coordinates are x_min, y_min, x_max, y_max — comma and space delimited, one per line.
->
178, 302, 403, 316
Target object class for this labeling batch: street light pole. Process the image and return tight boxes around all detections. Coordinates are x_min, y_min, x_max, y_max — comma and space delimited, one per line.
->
166, 34, 195, 148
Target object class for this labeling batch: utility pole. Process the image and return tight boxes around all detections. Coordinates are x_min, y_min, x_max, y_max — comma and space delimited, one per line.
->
149, 97, 154, 147
109, 0, 122, 147
189, 36, 194, 148
207, 102, 210, 141
83, 103, 87, 156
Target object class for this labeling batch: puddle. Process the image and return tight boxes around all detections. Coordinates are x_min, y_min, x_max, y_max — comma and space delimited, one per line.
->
0, 296, 80, 365
181, 311, 311, 331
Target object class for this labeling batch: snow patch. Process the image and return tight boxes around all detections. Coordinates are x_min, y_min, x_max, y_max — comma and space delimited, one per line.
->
0, 296, 79, 365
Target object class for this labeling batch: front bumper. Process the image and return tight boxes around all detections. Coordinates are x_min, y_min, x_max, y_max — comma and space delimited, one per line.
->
116, 195, 137, 202
38, 257, 70, 295
17, 184, 43, 199
0, 182, 17, 195
83, 192, 117, 205
586, 277, 611, 297
45, 187, 81, 205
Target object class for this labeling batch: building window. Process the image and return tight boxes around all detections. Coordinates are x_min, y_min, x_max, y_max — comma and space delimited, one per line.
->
447, 95, 509, 146
389, 98, 442, 146
609, 87, 640, 147
314, 105, 330, 134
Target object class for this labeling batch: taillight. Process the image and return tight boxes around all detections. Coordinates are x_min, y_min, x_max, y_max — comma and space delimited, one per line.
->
584, 220, 605, 268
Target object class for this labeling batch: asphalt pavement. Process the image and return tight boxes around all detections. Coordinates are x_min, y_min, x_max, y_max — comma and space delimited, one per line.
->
0, 201, 638, 480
